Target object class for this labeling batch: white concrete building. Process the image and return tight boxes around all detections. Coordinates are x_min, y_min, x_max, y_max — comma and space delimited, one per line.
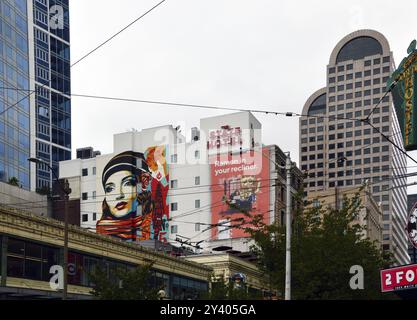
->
59, 112, 303, 253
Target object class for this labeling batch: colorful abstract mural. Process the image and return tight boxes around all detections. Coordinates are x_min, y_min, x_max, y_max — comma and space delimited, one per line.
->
96, 147, 169, 242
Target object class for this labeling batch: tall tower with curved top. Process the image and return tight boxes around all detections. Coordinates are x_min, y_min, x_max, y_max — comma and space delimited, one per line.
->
299, 30, 409, 266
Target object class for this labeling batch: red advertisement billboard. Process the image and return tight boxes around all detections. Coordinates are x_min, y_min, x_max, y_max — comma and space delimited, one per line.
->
209, 148, 270, 240
381, 264, 417, 292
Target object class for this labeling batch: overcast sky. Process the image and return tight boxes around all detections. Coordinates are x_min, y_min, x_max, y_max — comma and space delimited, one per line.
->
69, 0, 417, 191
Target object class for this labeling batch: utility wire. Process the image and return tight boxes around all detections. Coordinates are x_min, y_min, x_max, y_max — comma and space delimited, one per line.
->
0, 0, 168, 118
3, 182, 277, 210
71, 0, 167, 67
366, 82, 397, 121
362, 119, 417, 165
0, 87, 364, 122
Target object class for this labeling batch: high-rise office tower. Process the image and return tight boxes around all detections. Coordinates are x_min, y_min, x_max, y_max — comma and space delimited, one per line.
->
299, 30, 409, 266
0, 0, 71, 191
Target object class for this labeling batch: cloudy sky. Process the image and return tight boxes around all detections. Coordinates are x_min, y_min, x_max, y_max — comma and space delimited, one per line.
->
69, 0, 417, 190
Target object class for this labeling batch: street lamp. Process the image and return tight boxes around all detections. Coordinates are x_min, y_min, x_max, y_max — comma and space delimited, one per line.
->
28, 157, 71, 300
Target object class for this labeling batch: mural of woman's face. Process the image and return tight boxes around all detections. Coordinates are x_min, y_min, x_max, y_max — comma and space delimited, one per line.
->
104, 170, 138, 218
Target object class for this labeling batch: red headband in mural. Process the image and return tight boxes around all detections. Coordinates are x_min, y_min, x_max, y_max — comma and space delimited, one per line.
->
102, 151, 150, 188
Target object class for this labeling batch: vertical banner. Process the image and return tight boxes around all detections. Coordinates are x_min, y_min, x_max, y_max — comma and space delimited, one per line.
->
209, 147, 270, 240
388, 40, 417, 150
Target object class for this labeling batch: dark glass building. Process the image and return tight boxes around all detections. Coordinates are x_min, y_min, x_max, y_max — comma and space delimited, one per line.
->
0, 0, 71, 191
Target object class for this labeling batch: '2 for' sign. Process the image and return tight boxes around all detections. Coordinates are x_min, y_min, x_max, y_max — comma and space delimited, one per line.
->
381, 264, 417, 292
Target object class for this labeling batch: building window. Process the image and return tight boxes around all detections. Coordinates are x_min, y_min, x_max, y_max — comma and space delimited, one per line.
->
82, 214, 88, 222
195, 176, 200, 185
82, 192, 88, 200
6, 239, 59, 281
195, 150, 200, 159
92, 191, 96, 199
195, 200, 200, 209
82, 168, 88, 176
171, 203, 178, 211
195, 223, 201, 232
171, 180, 178, 189
171, 154, 178, 163
93, 213, 97, 221
92, 167, 96, 175
171, 225, 178, 234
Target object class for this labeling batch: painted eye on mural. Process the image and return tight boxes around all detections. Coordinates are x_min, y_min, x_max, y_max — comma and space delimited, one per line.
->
122, 176, 137, 188
104, 183, 115, 193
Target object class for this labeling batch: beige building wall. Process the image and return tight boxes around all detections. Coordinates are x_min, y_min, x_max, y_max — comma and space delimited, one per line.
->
307, 185, 382, 247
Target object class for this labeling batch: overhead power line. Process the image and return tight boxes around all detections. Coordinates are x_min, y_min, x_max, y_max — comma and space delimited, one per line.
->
363, 119, 417, 166
71, 0, 168, 67
0, 0, 168, 117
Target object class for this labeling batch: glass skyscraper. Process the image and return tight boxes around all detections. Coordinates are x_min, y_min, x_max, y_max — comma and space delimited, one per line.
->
0, 0, 71, 191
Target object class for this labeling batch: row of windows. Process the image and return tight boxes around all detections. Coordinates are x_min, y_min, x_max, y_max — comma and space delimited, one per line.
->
302, 161, 391, 171
308, 171, 391, 182
34, 27, 48, 48
170, 223, 205, 234
302, 120, 390, 135
329, 85, 386, 95
329, 77, 388, 88
81, 191, 96, 201
35, 47, 49, 63
82, 167, 97, 177
82, 212, 97, 222
328, 56, 390, 74
34, 8, 48, 26
329, 70, 390, 83
301, 126, 390, 144
328, 103, 389, 114
302, 145, 389, 160
170, 151, 201, 163
170, 176, 201, 188
307, 180, 390, 189
36, 140, 50, 154
170, 200, 201, 211
328, 94, 389, 104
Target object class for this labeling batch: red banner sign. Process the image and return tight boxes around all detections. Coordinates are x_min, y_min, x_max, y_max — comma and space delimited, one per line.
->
209, 148, 270, 240
381, 264, 417, 292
